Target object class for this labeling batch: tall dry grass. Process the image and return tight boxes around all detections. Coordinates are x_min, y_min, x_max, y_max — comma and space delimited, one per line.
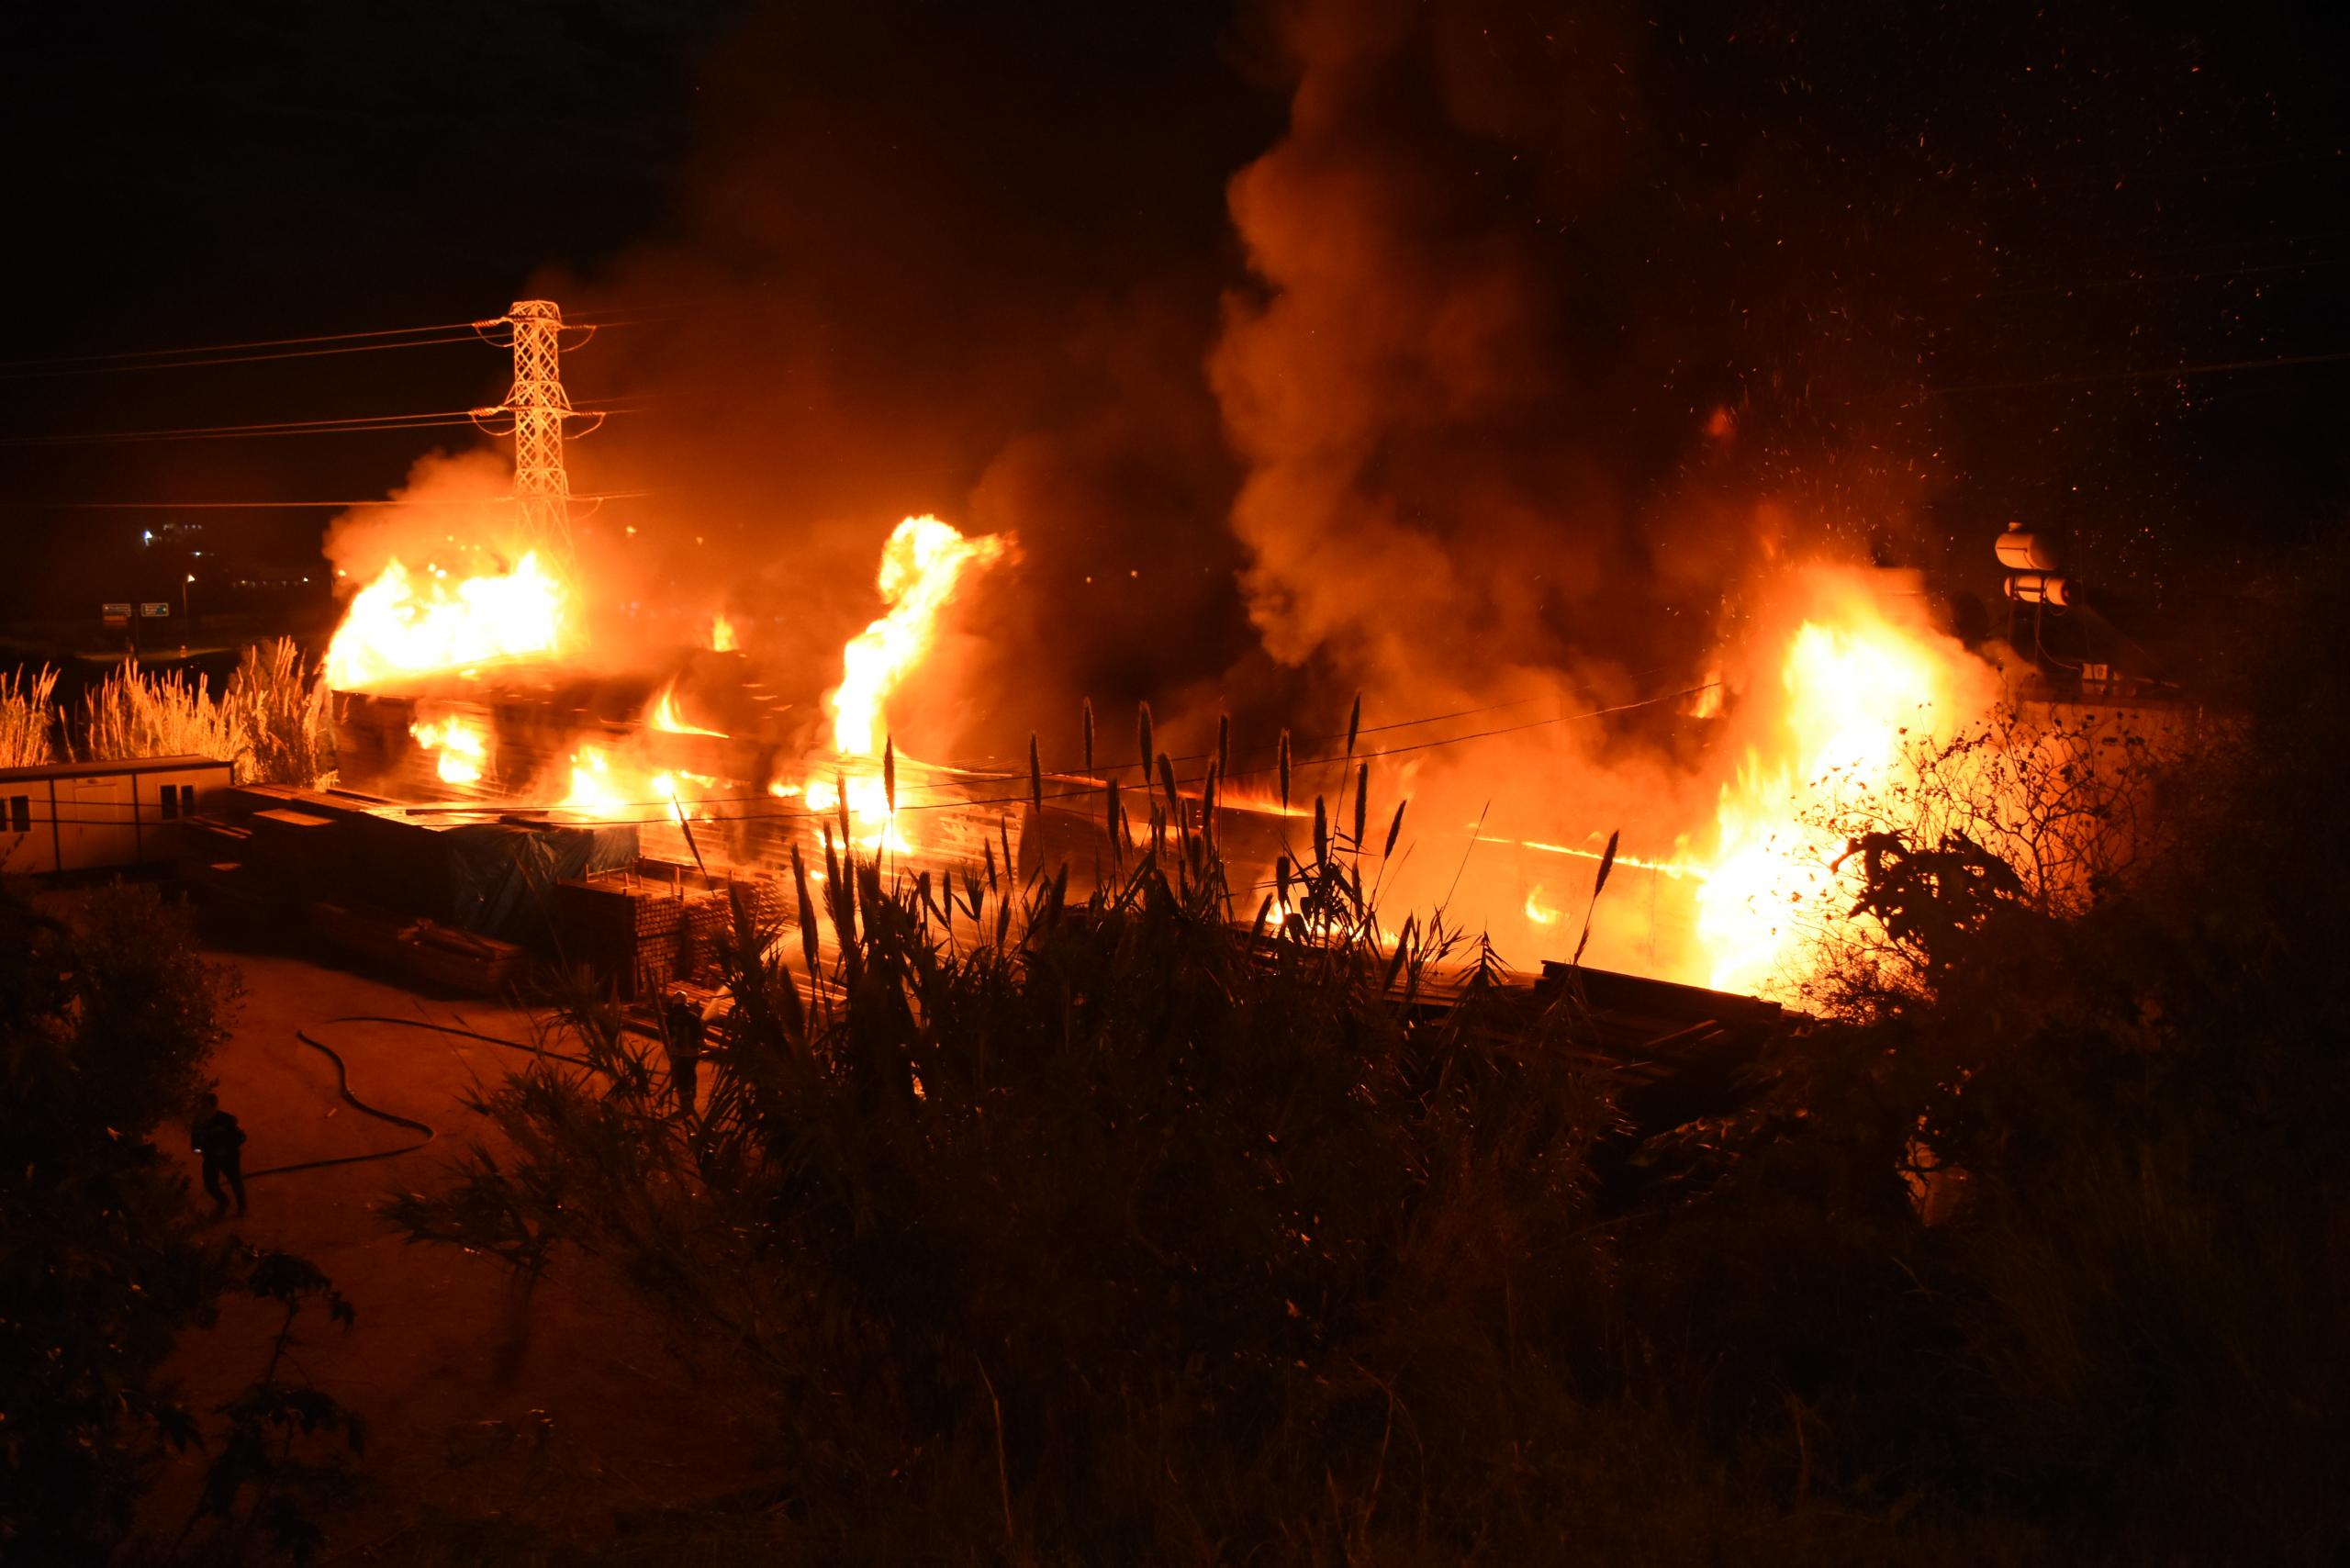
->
383, 679, 2349, 1563
227, 637, 334, 787
79, 662, 246, 770
0, 666, 59, 770
74, 638, 333, 787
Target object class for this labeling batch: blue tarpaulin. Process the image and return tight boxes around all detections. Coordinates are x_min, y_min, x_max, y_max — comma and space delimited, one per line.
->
441, 822, 639, 943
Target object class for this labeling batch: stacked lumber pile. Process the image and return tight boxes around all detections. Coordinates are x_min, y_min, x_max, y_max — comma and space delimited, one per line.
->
553, 861, 789, 1000
179, 783, 636, 996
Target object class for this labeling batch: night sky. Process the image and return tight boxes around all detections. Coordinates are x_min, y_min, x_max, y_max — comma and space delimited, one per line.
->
5, 1, 2346, 694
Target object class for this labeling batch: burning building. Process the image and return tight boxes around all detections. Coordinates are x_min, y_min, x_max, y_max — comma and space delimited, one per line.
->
254, 294, 2184, 1012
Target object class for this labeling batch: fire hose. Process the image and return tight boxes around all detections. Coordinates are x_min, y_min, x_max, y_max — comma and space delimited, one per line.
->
242, 1015, 593, 1180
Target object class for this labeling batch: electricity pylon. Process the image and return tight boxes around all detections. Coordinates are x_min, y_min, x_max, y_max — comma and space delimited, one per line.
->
472, 299, 601, 575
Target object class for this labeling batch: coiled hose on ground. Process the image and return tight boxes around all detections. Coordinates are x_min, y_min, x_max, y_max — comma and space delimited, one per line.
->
244, 1015, 593, 1180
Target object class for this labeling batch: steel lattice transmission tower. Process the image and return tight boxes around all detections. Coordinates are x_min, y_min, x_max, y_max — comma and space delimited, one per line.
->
471, 299, 602, 574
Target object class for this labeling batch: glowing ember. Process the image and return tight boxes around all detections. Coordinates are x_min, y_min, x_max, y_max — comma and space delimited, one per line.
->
408, 711, 489, 786
828, 516, 1010, 756
326, 553, 565, 689
1693, 586, 1994, 996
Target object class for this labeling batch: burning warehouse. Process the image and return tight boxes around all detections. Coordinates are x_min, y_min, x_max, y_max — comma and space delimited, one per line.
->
269, 300, 2187, 1010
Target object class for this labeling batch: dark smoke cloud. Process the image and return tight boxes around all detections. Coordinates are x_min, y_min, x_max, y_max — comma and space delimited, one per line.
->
514, 2, 1282, 762
332, 2, 2336, 851
1211, 0, 1993, 729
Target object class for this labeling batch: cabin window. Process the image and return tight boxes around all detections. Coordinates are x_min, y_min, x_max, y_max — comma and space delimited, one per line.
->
181, 784, 200, 814
160, 785, 180, 820
7, 795, 27, 834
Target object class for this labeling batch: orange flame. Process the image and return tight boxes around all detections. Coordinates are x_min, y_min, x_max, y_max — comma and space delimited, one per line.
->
710, 613, 739, 653
558, 743, 723, 826
805, 772, 908, 855
408, 710, 490, 786
326, 553, 565, 689
646, 679, 727, 737
1693, 578, 1995, 996
828, 516, 1010, 756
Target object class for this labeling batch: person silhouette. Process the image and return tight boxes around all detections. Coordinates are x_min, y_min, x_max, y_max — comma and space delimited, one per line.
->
191, 1091, 248, 1217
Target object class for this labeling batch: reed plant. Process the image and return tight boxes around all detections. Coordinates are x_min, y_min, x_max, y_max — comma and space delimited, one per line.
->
226, 636, 335, 787
78, 661, 247, 770
70, 638, 333, 787
382, 673, 2347, 1563
0, 666, 59, 769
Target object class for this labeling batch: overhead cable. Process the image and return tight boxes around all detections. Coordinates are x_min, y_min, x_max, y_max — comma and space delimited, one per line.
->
0, 318, 484, 373
0, 331, 494, 382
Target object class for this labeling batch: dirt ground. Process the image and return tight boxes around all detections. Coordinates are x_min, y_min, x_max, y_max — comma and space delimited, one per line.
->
141, 928, 776, 1561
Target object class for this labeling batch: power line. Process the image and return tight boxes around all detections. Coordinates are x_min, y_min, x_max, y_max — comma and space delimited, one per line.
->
0, 403, 653, 448
0, 319, 484, 373
0, 331, 495, 382
0, 491, 653, 510
0, 309, 677, 383
0, 409, 483, 448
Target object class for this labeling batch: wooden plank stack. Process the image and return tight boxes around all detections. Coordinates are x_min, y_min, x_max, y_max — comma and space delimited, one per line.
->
552, 862, 790, 1000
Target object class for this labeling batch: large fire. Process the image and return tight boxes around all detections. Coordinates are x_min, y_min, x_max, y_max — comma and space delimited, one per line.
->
329, 513, 1010, 862
1497, 569, 2001, 997
325, 552, 565, 690
775, 514, 1014, 854
324, 505, 2005, 1000
1691, 576, 1997, 996
830, 516, 1011, 757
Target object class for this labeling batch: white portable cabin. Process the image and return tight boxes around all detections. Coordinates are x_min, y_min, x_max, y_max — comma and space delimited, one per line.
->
0, 755, 234, 876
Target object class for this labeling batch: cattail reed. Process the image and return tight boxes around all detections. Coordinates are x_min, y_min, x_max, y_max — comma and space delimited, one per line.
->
884, 737, 898, 815
1277, 728, 1292, 813
1029, 734, 1043, 812
1572, 828, 1622, 969
792, 843, 820, 978
1215, 712, 1230, 778
1313, 796, 1328, 866
1136, 700, 1154, 783
1383, 799, 1407, 859
1346, 693, 1361, 759
1353, 762, 1368, 849
1081, 697, 1094, 776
